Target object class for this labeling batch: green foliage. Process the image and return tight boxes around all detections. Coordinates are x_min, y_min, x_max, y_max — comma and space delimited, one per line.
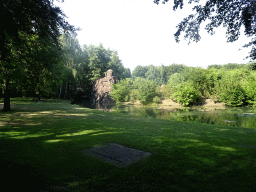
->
243, 79, 256, 106
57, 36, 130, 99
156, 0, 256, 60
209, 68, 254, 106
134, 78, 157, 105
207, 64, 222, 70
110, 78, 133, 103
168, 73, 185, 87
208, 63, 255, 71
145, 65, 169, 86
158, 84, 173, 99
1, 0, 75, 111
242, 72, 256, 106
130, 65, 256, 107
172, 83, 202, 107
179, 67, 213, 97
165, 64, 187, 76
129, 89, 138, 103
153, 96, 161, 104
132, 64, 187, 85
132, 65, 148, 80
222, 63, 249, 70
248, 61, 256, 70
214, 78, 245, 107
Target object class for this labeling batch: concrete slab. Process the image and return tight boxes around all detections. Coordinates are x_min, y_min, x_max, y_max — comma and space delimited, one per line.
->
81, 143, 151, 168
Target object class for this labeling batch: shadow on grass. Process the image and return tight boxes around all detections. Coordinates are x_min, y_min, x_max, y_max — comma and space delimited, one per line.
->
0, 101, 256, 191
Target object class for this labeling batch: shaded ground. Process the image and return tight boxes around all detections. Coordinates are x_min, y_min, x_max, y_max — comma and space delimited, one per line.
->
82, 143, 151, 168
1, 99, 256, 192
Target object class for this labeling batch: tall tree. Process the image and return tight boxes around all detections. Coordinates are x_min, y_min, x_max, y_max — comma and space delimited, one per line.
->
87, 44, 111, 81
59, 32, 82, 99
154, 0, 256, 60
0, 0, 74, 111
132, 65, 149, 80
108, 50, 131, 80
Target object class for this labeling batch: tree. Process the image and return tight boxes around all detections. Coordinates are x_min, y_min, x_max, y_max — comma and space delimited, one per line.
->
172, 82, 202, 107
122, 68, 132, 79
1, 0, 75, 111
59, 32, 82, 99
132, 65, 149, 80
168, 72, 185, 87
165, 64, 187, 77
108, 50, 131, 80
110, 78, 133, 103
133, 77, 157, 104
154, 0, 256, 60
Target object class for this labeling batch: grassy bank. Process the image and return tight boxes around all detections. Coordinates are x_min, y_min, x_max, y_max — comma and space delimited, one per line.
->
1, 98, 256, 191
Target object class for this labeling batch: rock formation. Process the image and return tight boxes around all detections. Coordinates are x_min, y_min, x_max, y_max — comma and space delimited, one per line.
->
92, 69, 117, 105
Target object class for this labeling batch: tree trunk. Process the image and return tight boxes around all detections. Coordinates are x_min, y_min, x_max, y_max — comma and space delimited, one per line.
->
64, 80, 68, 99
3, 77, 11, 112
58, 85, 62, 99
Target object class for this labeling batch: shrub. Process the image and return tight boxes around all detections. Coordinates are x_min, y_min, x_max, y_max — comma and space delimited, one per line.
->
158, 84, 172, 99
134, 77, 157, 104
243, 79, 256, 106
153, 96, 161, 104
172, 83, 201, 107
214, 78, 245, 106
110, 78, 133, 103
129, 89, 138, 103
168, 73, 185, 87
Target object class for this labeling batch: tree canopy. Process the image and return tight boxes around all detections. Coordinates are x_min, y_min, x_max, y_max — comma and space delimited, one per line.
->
57, 34, 131, 100
154, 0, 256, 60
1, 0, 75, 111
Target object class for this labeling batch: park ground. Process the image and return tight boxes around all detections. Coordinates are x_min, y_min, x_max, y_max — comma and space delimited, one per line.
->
0, 98, 256, 192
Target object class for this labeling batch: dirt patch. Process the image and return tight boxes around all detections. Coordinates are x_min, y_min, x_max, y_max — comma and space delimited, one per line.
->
201, 99, 226, 107
160, 99, 182, 106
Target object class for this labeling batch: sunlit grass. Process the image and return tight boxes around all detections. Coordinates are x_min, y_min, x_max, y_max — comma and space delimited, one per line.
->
57, 130, 101, 137
212, 145, 237, 151
0, 99, 256, 191
45, 139, 71, 143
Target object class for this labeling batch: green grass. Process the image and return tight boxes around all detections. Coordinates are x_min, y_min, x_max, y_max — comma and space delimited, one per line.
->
1, 98, 256, 191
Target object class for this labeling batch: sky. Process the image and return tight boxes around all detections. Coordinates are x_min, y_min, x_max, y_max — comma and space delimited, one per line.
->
54, 0, 253, 72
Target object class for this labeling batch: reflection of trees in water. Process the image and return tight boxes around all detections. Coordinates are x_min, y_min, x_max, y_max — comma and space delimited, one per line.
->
112, 106, 256, 129
79, 102, 256, 128
80, 101, 115, 111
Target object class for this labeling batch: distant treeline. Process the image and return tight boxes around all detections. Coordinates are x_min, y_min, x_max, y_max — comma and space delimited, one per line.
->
110, 62, 256, 106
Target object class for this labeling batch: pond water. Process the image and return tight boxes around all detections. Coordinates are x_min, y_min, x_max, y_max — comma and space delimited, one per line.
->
81, 102, 256, 129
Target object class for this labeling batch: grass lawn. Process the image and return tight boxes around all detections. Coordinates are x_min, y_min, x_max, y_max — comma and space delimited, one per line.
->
1, 98, 256, 192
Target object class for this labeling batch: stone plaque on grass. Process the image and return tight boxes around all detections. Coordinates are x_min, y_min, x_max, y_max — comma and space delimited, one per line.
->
82, 143, 151, 168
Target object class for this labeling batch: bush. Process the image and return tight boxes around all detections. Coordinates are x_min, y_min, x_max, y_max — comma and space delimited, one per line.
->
243, 78, 256, 106
134, 77, 157, 105
172, 83, 201, 107
129, 89, 138, 103
180, 67, 218, 98
214, 78, 245, 106
153, 96, 161, 104
158, 84, 173, 99
110, 78, 133, 103
168, 73, 185, 87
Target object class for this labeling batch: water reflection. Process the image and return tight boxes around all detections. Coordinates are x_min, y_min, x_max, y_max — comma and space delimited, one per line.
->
80, 101, 115, 111
80, 101, 256, 129
111, 105, 256, 129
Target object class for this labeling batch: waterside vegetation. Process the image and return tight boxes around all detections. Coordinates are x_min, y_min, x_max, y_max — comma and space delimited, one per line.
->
111, 63, 256, 107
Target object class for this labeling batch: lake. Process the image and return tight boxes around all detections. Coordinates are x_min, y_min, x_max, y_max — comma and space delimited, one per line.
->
82, 102, 256, 129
